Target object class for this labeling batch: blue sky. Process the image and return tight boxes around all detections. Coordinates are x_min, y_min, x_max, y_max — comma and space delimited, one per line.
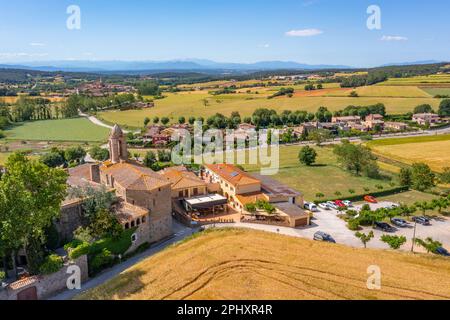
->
0, 0, 449, 67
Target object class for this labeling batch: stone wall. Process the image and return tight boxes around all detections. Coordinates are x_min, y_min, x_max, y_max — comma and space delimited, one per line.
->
0, 255, 88, 300
56, 201, 85, 242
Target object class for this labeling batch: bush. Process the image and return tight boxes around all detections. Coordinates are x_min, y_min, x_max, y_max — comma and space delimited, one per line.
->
347, 219, 361, 231
69, 242, 91, 260
0, 271, 5, 282
64, 239, 84, 251
39, 254, 64, 275
90, 249, 114, 275
89, 228, 135, 256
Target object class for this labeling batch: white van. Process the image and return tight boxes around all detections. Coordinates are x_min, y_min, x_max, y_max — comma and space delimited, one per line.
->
304, 202, 319, 212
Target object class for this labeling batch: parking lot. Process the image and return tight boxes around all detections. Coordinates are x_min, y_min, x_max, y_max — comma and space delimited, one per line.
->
313, 201, 450, 252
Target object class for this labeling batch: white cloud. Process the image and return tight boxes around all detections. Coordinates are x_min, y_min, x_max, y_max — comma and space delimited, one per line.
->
30, 42, 46, 47
285, 29, 323, 37
258, 44, 270, 48
0, 52, 49, 58
381, 35, 408, 41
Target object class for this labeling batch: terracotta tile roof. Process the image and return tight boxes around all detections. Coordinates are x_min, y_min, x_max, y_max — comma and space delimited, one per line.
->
236, 192, 268, 206
67, 163, 102, 188
101, 161, 171, 191
161, 166, 206, 190
204, 164, 261, 187
9, 276, 40, 290
115, 200, 149, 224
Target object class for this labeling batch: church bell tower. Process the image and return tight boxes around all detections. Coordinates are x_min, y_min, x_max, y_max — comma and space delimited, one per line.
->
109, 124, 128, 163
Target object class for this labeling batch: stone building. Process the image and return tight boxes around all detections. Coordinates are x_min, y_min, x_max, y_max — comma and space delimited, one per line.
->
61, 125, 174, 247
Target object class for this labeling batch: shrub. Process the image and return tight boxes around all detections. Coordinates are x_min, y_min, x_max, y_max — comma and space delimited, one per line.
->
64, 239, 84, 251
347, 219, 361, 231
69, 242, 91, 260
39, 254, 64, 275
244, 203, 256, 212
90, 249, 114, 275
0, 271, 5, 282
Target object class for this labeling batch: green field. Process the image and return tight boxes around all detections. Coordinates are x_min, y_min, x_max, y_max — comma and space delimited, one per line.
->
98, 91, 440, 127
366, 134, 450, 147
378, 74, 450, 86
4, 118, 110, 142
420, 87, 450, 96
238, 145, 397, 201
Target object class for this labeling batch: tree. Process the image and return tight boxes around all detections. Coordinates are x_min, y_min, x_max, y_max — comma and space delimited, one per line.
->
411, 163, 435, 191
355, 231, 374, 248
153, 116, 160, 124
349, 91, 359, 98
308, 129, 332, 146
381, 235, 407, 250
438, 99, 450, 116
0, 153, 68, 277
188, 116, 196, 125
178, 116, 186, 124
415, 237, 443, 254
333, 140, 379, 177
143, 151, 157, 168
161, 117, 170, 125
89, 146, 110, 161
40, 151, 65, 168
431, 198, 448, 215
65, 146, 87, 163
144, 117, 150, 126
399, 167, 412, 187
439, 167, 450, 184
414, 104, 433, 114
298, 146, 317, 166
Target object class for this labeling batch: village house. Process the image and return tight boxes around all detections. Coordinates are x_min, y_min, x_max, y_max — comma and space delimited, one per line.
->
412, 113, 441, 126
238, 123, 257, 131
160, 166, 208, 199
203, 164, 309, 227
364, 114, 385, 130
384, 121, 408, 131
331, 115, 361, 124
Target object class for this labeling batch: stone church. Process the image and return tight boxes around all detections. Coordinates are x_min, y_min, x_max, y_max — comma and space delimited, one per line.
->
59, 125, 173, 250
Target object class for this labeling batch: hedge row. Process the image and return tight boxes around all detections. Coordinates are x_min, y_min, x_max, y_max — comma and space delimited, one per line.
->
315, 186, 410, 203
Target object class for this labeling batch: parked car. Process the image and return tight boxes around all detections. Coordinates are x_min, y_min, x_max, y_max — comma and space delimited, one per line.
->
304, 202, 319, 212
343, 200, 353, 207
318, 203, 330, 210
435, 247, 450, 257
364, 195, 378, 203
334, 200, 346, 208
313, 231, 336, 243
391, 218, 409, 228
327, 201, 339, 210
374, 221, 396, 232
385, 203, 399, 210
412, 216, 431, 226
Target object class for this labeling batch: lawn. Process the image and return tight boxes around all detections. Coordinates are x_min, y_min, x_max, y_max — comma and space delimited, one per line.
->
77, 228, 450, 300
98, 90, 439, 127
420, 87, 450, 97
376, 190, 438, 206
368, 135, 450, 172
4, 118, 110, 142
353, 86, 431, 98
239, 145, 397, 201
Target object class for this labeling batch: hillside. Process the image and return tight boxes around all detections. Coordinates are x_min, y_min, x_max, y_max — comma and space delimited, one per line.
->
78, 229, 450, 300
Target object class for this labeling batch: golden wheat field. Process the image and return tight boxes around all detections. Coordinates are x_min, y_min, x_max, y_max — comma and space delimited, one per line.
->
78, 229, 450, 300
372, 140, 450, 172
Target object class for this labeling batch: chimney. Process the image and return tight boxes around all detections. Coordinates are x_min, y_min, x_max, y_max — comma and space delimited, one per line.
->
89, 164, 100, 183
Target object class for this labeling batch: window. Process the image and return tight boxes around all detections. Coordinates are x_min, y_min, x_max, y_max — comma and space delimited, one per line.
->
131, 221, 135, 228
179, 191, 184, 198
125, 223, 130, 229
193, 188, 198, 196
142, 216, 146, 223
136, 218, 141, 226
153, 199, 156, 207
131, 233, 138, 243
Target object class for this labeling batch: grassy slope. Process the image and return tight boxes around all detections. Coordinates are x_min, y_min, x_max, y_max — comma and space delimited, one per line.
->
4, 118, 110, 142
77, 229, 450, 300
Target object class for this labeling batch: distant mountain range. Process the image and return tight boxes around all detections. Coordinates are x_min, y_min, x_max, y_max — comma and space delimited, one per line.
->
0, 59, 446, 74
0, 59, 353, 73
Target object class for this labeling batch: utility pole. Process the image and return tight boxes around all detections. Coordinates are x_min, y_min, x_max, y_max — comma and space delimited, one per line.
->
411, 220, 417, 253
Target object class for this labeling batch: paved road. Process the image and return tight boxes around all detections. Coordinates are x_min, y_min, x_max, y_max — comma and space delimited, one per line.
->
49, 221, 192, 300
